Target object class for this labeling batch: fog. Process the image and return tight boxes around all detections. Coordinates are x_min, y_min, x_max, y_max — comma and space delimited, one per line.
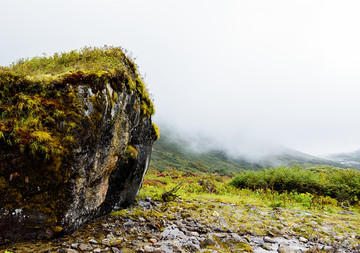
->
1, 0, 360, 156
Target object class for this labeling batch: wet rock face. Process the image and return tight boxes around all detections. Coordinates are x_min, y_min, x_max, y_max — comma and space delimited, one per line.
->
0, 72, 157, 243
62, 84, 156, 233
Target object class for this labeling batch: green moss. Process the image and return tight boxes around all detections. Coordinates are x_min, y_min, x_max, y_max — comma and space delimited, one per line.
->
126, 145, 138, 160
1, 47, 156, 159
112, 91, 118, 103
152, 123, 160, 140
0, 70, 79, 159
234, 242, 253, 252
8, 46, 155, 118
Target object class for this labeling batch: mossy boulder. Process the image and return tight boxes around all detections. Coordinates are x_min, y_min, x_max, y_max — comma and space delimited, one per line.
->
0, 47, 158, 243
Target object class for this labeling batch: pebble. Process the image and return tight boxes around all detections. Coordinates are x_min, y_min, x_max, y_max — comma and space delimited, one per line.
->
334, 235, 343, 241
261, 244, 273, 250
111, 247, 122, 253
267, 230, 275, 237
144, 245, 156, 252
299, 237, 308, 243
218, 216, 229, 228
58, 249, 79, 253
102, 238, 111, 246
61, 242, 71, 247
230, 233, 246, 243
200, 237, 216, 248
182, 241, 200, 252
149, 238, 157, 244
89, 239, 99, 244
71, 243, 79, 249
263, 236, 276, 243
190, 231, 199, 237
79, 243, 93, 251
278, 244, 301, 253
338, 211, 355, 215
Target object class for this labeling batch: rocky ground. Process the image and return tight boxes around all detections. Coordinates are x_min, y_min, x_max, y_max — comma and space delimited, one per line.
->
1, 196, 359, 253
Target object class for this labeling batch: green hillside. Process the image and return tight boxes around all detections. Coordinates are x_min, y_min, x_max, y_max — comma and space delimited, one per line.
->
149, 135, 252, 174
149, 131, 344, 174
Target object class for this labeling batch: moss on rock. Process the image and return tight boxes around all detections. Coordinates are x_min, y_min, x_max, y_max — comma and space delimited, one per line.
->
0, 46, 158, 243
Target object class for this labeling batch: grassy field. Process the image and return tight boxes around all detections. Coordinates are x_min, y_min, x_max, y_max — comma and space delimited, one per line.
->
140, 167, 360, 212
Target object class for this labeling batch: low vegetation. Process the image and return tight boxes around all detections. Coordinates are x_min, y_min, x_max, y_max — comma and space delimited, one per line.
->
230, 165, 360, 205
141, 166, 360, 212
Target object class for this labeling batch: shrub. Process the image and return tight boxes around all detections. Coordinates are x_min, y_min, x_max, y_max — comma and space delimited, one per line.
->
230, 165, 360, 204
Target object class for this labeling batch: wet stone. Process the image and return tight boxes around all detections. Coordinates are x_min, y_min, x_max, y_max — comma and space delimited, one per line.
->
89, 239, 99, 244
261, 244, 273, 251
200, 237, 216, 248
79, 243, 93, 251
338, 211, 355, 215
190, 231, 200, 237
107, 234, 116, 240
102, 238, 111, 246
267, 230, 275, 237
210, 224, 224, 232
182, 241, 200, 252
283, 235, 291, 240
299, 237, 308, 243
111, 247, 122, 253
218, 216, 229, 228
71, 243, 79, 249
278, 244, 301, 253
149, 238, 157, 244
131, 240, 141, 246
144, 245, 156, 252
58, 249, 79, 253
263, 236, 276, 244
62, 242, 71, 247
61, 249, 80, 253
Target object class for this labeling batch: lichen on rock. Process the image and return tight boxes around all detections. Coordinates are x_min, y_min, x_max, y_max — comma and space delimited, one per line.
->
0, 46, 158, 243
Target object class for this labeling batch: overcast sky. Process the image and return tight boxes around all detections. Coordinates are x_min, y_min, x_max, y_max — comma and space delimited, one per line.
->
1, 0, 360, 156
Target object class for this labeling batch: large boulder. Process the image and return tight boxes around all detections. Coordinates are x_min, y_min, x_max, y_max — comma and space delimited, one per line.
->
0, 47, 159, 243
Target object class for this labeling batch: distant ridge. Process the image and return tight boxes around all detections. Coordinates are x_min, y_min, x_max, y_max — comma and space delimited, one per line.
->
326, 149, 360, 168
150, 130, 345, 174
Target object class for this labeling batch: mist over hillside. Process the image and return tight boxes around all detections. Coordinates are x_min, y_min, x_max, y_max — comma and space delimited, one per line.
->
150, 126, 344, 174
326, 149, 360, 168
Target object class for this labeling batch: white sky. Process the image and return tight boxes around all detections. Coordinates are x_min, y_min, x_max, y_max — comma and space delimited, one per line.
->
1, 0, 360, 156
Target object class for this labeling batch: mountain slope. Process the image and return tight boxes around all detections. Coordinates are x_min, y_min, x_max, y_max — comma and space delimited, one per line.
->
149, 132, 344, 174
326, 149, 360, 168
